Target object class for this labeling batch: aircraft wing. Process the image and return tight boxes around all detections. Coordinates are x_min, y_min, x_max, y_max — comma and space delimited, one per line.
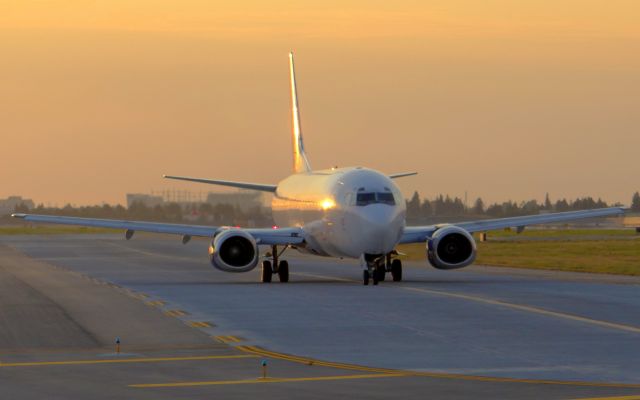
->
400, 207, 625, 244
11, 214, 305, 246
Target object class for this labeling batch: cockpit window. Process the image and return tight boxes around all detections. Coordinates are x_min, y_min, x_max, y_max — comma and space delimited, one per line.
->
377, 192, 396, 205
355, 192, 396, 206
356, 192, 376, 206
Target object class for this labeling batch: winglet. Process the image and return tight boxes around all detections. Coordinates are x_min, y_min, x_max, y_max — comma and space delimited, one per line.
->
289, 52, 312, 174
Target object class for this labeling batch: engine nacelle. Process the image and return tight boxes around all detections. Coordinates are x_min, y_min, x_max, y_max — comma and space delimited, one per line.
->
426, 225, 476, 270
209, 229, 259, 273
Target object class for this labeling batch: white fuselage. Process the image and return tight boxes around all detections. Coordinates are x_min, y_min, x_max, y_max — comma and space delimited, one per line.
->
272, 167, 406, 258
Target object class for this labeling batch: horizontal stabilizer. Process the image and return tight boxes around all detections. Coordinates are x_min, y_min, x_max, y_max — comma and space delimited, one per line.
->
388, 172, 418, 179
163, 175, 277, 193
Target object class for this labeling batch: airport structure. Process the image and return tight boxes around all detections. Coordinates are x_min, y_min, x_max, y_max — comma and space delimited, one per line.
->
126, 190, 268, 211
126, 193, 164, 208
205, 191, 267, 211
0, 195, 34, 216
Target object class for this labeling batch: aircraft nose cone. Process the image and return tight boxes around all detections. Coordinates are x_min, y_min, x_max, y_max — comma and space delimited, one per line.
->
357, 205, 403, 254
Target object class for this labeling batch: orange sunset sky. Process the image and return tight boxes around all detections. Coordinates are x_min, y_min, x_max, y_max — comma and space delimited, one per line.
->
1, 1, 639, 206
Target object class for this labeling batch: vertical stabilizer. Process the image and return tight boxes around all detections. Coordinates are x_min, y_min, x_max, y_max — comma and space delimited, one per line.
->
289, 52, 312, 173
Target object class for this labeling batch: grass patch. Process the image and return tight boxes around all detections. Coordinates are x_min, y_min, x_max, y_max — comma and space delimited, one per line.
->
0, 225, 119, 235
484, 228, 634, 238
474, 241, 640, 275
398, 230, 640, 276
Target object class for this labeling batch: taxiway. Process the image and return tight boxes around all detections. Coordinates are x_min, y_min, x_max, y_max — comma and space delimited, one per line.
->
0, 233, 639, 399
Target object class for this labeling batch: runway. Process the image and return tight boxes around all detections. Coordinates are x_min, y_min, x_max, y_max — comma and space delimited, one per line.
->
1, 233, 639, 399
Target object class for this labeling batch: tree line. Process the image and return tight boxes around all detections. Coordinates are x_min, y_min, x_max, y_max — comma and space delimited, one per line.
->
406, 192, 634, 222
3, 191, 639, 226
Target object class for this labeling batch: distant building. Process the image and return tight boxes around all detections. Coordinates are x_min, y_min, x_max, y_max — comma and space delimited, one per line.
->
150, 189, 207, 204
0, 196, 35, 216
126, 193, 164, 208
126, 190, 270, 211
206, 191, 268, 211
623, 216, 640, 228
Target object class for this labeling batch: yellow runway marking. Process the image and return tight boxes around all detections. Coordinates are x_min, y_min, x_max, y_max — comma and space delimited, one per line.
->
164, 310, 188, 317
145, 300, 165, 307
188, 321, 212, 328
237, 346, 640, 389
215, 335, 243, 343
0, 354, 257, 368
237, 346, 391, 373
571, 396, 640, 400
130, 373, 405, 388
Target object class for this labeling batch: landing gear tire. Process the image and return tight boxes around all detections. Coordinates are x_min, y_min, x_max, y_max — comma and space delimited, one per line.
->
391, 259, 402, 282
372, 269, 379, 285
261, 260, 273, 283
375, 267, 386, 282
363, 270, 370, 285
278, 260, 289, 283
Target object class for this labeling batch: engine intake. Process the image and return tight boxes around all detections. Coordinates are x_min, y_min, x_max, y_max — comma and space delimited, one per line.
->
209, 230, 259, 273
427, 225, 476, 270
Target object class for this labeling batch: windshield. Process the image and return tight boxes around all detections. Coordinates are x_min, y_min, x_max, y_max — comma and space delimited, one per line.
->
355, 192, 396, 206
377, 192, 395, 205
356, 192, 376, 206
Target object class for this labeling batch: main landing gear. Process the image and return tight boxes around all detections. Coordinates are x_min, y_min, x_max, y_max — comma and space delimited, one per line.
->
261, 245, 290, 283
362, 253, 403, 285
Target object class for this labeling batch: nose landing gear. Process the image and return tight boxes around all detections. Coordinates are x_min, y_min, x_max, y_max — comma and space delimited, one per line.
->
363, 269, 370, 285
362, 253, 403, 285
390, 259, 402, 282
261, 245, 290, 283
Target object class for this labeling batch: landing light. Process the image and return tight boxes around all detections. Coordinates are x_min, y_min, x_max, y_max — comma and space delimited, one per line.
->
321, 199, 336, 210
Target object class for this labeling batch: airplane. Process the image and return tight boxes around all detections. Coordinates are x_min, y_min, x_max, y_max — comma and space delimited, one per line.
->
13, 53, 625, 285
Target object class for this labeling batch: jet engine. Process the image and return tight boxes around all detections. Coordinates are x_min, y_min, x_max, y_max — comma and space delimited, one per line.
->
426, 225, 476, 270
209, 229, 259, 273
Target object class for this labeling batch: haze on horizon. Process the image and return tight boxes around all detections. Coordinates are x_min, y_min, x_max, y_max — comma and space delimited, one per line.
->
1, 1, 638, 207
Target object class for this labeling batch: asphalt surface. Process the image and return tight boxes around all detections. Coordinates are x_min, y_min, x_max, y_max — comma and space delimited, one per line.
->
1, 233, 639, 399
